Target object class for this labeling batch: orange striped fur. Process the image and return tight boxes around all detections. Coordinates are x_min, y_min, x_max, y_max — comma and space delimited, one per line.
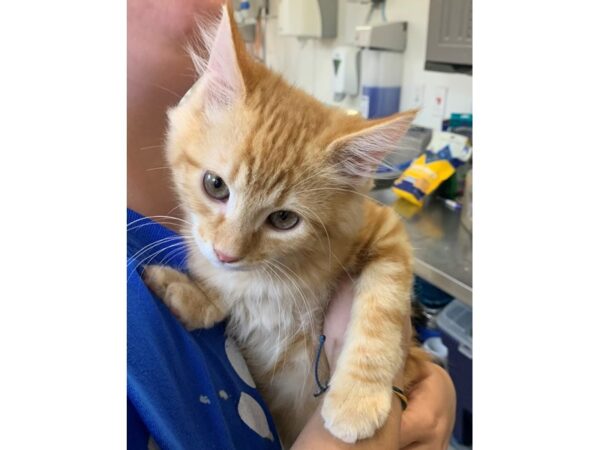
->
143, 4, 428, 447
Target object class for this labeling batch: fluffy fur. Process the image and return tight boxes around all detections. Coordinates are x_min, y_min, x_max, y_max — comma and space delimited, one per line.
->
143, 5, 428, 447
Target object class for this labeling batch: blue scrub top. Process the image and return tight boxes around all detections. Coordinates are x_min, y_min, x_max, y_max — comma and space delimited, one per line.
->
127, 209, 281, 450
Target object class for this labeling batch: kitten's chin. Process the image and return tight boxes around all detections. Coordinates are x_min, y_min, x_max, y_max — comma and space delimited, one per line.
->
217, 262, 254, 272
206, 255, 255, 272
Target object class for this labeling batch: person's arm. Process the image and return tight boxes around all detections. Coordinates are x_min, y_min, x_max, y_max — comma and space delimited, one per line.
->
292, 275, 456, 449
128, 0, 221, 226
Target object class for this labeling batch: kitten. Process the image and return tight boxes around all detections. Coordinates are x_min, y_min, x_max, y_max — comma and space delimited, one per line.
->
143, 5, 427, 447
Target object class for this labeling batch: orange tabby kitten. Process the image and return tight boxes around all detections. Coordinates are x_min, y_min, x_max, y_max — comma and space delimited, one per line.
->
144, 5, 426, 447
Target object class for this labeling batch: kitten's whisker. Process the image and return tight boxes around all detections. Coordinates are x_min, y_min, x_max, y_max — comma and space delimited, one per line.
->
128, 245, 188, 284
288, 204, 355, 285
127, 215, 192, 228
146, 81, 183, 100
306, 217, 354, 283
166, 203, 186, 216
127, 241, 190, 282
260, 265, 291, 383
138, 144, 164, 151
127, 236, 186, 265
263, 263, 307, 379
272, 259, 327, 337
289, 167, 330, 191
264, 261, 313, 367
128, 238, 191, 270
159, 247, 189, 268
295, 205, 333, 271
295, 187, 387, 209
127, 222, 193, 234
266, 259, 322, 399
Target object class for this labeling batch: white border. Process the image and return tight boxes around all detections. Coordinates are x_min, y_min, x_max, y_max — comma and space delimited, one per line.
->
1, 1, 125, 447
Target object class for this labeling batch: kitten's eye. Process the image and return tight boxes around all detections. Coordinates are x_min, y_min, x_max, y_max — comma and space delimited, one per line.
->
268, 210, 300, 230
203, 171, 229, 201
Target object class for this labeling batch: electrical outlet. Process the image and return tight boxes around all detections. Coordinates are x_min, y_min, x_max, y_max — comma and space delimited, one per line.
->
433, 86, 448, 118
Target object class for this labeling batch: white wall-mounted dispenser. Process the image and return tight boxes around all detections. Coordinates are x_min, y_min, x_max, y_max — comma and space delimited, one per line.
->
354, 21, 408, 52
332, 46, 360, 102
278, 0, 338, 38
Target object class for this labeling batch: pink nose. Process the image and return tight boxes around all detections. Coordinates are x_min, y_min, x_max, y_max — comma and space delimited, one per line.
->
214, 248, 240, 264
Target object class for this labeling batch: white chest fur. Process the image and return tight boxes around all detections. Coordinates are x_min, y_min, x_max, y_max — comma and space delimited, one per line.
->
189, 254, 329, 375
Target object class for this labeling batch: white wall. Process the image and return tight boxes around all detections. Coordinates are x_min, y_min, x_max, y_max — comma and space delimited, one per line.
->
263, 0, 472, 130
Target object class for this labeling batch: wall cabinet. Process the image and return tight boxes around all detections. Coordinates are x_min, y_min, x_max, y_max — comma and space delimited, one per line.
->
425, 0, 472, 74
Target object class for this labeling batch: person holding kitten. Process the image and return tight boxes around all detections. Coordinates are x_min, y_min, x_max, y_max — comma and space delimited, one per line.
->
128, 0, 456, 448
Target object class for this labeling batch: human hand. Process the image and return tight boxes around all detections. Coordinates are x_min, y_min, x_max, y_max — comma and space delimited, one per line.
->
396, 362, 456, 450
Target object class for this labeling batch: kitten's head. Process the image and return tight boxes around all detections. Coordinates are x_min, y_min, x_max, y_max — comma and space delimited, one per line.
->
166, 5, 415, 271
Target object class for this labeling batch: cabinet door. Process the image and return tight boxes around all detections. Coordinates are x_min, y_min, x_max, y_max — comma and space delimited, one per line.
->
426, 0, 472, 66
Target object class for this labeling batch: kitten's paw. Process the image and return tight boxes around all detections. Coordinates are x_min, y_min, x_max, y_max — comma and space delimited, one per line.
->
143, 265, 219, 330
142, 265, 188, 298
162, 283, 212, 330
321, 383, 392, 443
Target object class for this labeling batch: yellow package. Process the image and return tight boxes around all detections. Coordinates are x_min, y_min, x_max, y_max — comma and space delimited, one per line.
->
392, 132, 471, 207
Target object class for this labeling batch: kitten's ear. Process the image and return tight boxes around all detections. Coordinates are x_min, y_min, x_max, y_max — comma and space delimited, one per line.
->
190, 5, 246, 112
328, 110, 418, 182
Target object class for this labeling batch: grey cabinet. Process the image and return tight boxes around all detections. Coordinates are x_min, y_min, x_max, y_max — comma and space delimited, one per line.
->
425, 0, 472, 74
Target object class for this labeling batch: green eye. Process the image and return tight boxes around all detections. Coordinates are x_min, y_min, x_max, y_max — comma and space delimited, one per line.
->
268, 210, 300, 230
203, 171, 229, 201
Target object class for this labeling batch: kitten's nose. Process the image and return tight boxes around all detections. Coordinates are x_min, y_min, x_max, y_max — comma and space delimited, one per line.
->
214, 248, 241, 264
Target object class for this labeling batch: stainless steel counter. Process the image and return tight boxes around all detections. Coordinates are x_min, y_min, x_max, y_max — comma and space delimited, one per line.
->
369, 188, 472, 306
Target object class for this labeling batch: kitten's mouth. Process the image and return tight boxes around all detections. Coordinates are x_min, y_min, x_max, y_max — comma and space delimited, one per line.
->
191, 224, 254, 272
216, 260, 253, 272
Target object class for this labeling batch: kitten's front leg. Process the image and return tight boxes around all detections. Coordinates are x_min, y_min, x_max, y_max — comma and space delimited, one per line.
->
321, 214, 413, 443
143, 265, 227, 330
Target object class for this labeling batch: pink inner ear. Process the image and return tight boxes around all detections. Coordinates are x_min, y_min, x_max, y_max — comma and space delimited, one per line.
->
333, 115, 414, 180
200, 7, 245, 110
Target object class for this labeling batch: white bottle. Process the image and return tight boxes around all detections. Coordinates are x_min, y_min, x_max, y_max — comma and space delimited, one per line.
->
239, 1, 250, 23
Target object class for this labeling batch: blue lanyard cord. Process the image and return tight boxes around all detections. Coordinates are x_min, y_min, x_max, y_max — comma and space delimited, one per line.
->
313, 335, 329, 397
312, 333, 410, 410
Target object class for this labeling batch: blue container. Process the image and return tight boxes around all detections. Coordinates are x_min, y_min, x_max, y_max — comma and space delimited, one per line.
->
361, 86, 401, 119
413, 277, 454, 311
359, 49, 403, 119
437, 300, 472, 446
